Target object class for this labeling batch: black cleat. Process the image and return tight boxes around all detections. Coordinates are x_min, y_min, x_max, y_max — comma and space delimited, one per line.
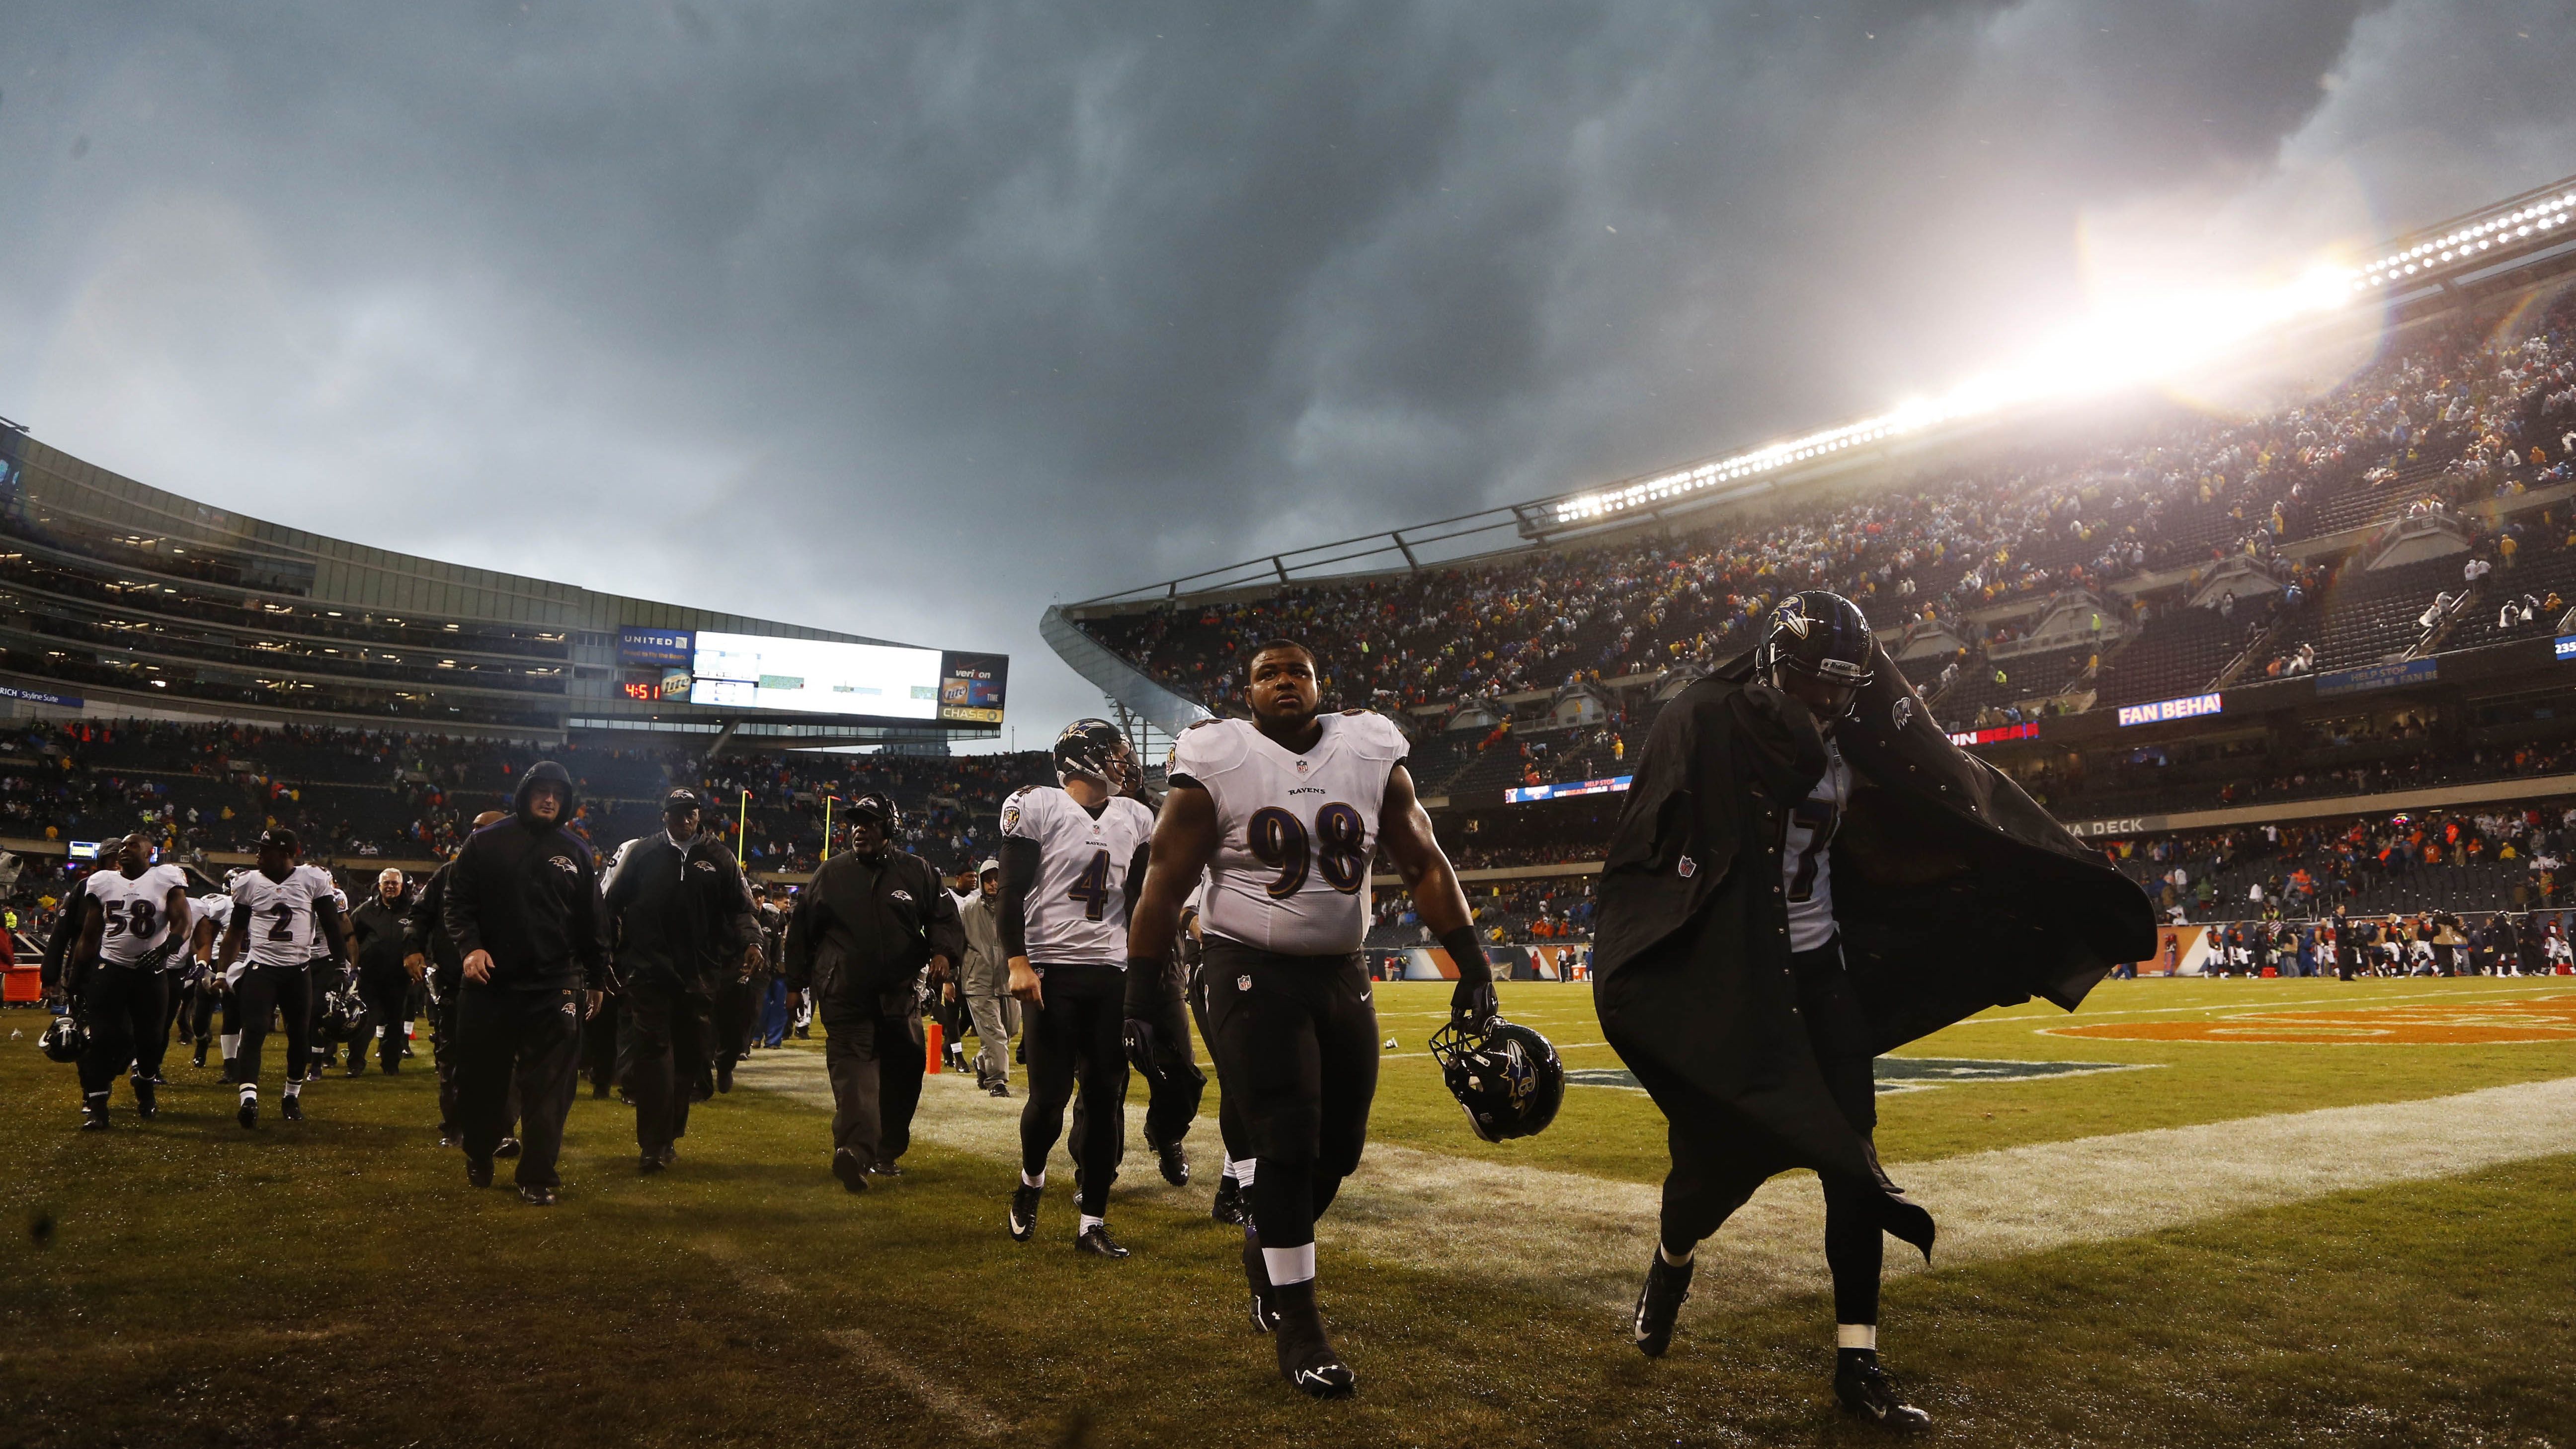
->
1632, 1250, 1694, 1358
381, 1061, 399, 1075
640, 1152, 667, 1174
517, 1185, 558, 1208
494, 1137, 522, 1160
192, 1044, 208, 1069
238, 1098, 259, 1130
439, 1133, 459, 1149
1149, 1131, 1191, 1188
1008, 1183, 1040, 1242
80, 1104, 110, 1132
986, 1083, 1010, 1098
1242, 1232, 1282, 1333
1210, 1175, 1249, 1226
832, 1148, 869, 1194
1272, 1283, 1355, 1399
1835, 1351, 1931, 1431
467, 1157, 494, 1189
133, 1079, 158, 1121
716, 1060, 734, 1094
657, 1144, 678, 1169
1075, 1223, 1130, 1259
868, 1160, 904, 1179
280, 1096, 303, 1124
347, 1063, 367, 1078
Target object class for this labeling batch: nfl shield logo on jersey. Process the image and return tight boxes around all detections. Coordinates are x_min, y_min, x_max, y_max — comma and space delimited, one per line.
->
1237, 974, 1251, 991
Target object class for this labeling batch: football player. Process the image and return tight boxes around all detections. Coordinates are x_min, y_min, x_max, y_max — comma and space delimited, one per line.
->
66, 833, 192, 1128
1001, 719, 1157, 1258
1127, 640, 1498, 1399
179, 887, 233, 1070
220, 829, 352, 1128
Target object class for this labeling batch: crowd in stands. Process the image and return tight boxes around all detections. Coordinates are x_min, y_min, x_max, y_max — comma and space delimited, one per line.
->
2185, 909, 2572, 977
0, 719, 1052, 879
1085, 290, 2576, 741
2109, 804, 2572, 923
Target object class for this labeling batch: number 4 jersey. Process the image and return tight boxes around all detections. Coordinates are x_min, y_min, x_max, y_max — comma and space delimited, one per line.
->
1170, 710, 1409, 957
230, 864, 340, 976
999, 785, 1156, 966
86, 863, 191, 967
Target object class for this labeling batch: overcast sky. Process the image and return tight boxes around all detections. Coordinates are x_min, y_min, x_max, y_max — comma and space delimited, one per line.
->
3, 1, 2572, 745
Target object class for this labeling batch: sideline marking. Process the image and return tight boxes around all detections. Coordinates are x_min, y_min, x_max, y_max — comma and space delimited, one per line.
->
735, 1053, 2576, 1313
2047, 994, 2576, 1045
1566, 1058, 2158, 1094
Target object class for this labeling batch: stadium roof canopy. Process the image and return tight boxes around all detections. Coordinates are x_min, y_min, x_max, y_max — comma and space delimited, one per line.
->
0, 430, 1005, 748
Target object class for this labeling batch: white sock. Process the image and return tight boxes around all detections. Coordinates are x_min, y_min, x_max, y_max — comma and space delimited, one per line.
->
1263, 1243, 1317, 1287
239, 1083, 257, 1101
1021, 1169, 1045, 1189
282, 1080, 301, 1099
1219, 1154, 1239, 1184
1234, 1158, 1257, 1189
221, 1033, 241, 1058
1659, 1242, 1695, 1267
1079, 1213, 1105, 1234
1837, 1324, 1877, 1351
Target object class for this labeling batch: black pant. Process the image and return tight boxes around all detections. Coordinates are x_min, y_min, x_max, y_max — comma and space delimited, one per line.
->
823, 1003, 925, 1171
233, 963, 313, 1092
588, 991, 623, 1096
624, 981, 714, 1156
358, 967, 412, 1072
455, 986, 583, 1188
1019, 963, 1130, 1216
1068, 960, 1206, 1166
76, 962, 169, 1101
184, 975, 221, 1049
1657, 940, 1885, 1326
1199, 942, 1378, 1255
715, 971, 761, 1066
309, 961, 347, 1063
1190, 955, 1251, 1168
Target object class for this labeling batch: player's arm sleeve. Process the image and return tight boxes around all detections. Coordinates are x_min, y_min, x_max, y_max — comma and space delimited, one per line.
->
997, 835, 1040, 959
441, 836, 488, 958
924, 867, 966, 965
1122, 837, 1152, 919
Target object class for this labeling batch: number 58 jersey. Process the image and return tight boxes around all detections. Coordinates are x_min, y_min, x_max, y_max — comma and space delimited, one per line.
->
1000, 786, 1156, 965
1170, 711, 1409, 956
86, 864, 191, 966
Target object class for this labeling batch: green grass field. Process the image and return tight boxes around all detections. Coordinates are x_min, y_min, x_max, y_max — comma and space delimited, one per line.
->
2, 976, 2571, 1448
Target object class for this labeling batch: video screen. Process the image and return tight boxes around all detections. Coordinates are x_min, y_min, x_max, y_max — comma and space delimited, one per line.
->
688, 632, 945, 719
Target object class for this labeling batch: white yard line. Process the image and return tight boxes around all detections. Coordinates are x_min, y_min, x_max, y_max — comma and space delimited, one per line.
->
731, 1053, 2576, 1317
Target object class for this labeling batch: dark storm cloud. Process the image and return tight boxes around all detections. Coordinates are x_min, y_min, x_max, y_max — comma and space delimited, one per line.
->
1, 0, 2571, 734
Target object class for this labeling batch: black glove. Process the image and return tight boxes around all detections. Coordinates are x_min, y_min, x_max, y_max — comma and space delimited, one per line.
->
1438, 926, 1498, 1034
1122, 1016, 1164, 1084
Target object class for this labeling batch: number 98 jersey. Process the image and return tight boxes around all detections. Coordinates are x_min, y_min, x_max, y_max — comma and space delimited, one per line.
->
1000, 785, 1157, 965
230, 864, 340, 970
1169, 711, 1408, 956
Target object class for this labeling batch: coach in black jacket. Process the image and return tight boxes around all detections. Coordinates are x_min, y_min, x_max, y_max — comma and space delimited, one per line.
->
784, 793, 963, 1191
604, 789, 755, 1173
347, 868, 414, 1075
442, 762, 609, 1205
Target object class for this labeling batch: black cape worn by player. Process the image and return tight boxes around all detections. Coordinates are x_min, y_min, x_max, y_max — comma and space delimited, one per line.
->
1591, 641, 2155, 1251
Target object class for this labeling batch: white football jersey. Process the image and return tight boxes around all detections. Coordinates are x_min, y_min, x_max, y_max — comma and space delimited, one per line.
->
87, 864, 190, 966
1171, 711, 1408, 956
231, 864, 339, 970
1781, 738, 1853, 954
1000, 785, 1156, 966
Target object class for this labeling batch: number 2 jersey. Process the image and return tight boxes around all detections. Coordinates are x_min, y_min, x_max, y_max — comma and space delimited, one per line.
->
1169, 710, 1409, 957
230, 864, 341, 977
1000, 785, 1155, 965
86, 863, 191, 967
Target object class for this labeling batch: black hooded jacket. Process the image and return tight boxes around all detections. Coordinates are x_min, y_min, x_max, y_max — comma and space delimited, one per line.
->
1591, 642, 2154, 1250
602, 828, 755, 996
783, 844, 963, 1022
441, 761, 609, 992
406, 860, 464, 996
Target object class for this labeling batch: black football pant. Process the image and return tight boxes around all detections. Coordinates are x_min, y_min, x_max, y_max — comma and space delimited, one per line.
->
1019, 963, 1130, 1216
76, 962, 169, 1101
1199, 942, 1378, 1257
185, 978, 222, 1050
1657, 940, 1884, 1327
455, 985, 583, 1189
1190, 956, 1252, 1168
358, 966, 412, 1072
309, 961, 347, 1064
715, 971, 762, 1066
1070, 960, 1205, 1165
624, 982, 714, 1157
823, 1002, 926, 1172
232, 964, 313, 1093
